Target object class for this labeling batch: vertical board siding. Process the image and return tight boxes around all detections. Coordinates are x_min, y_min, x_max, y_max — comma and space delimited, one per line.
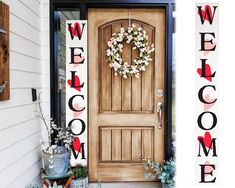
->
100, 25, 112, 111
111, 22, 122, 111
142, 129, 153, 159
0, 0, 50, 187
131, 129, 142, 161
99, 20, 155, 113
101, 129, 112, 161
131, 21, 142, 111
121, 21, 132, 111
111, 129, 122, 160
121, 130, 132, 160
141, 25, 154, 111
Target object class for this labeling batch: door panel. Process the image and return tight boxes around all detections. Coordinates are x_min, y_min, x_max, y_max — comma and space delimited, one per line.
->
100, 127, 154, 162
88, 8, 166, 181
99, 20, 155, 112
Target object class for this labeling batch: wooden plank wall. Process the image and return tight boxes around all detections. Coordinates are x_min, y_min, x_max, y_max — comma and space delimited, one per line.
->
0, 0, 50, 187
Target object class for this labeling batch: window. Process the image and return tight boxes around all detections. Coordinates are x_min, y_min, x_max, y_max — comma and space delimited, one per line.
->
53, 8, 80, 128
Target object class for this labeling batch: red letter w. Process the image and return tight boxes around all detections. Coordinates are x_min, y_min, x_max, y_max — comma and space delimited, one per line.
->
197, 5, 218, 25
68, 22, 86, 40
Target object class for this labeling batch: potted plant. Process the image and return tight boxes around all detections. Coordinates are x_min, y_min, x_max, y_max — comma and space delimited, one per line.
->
156, 158, 175, 188
141, 157, 175, 188
35, 93, 74, 177
42, 142, 70, 177
69, 166, 88, 188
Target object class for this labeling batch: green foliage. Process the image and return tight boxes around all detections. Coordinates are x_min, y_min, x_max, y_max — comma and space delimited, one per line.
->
72, 166, 88, 179
157, 158, 175, 187
141, 157, 175, 187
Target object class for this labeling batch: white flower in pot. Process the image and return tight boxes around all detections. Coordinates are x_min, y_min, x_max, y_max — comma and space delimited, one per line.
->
35, 92, 74, 177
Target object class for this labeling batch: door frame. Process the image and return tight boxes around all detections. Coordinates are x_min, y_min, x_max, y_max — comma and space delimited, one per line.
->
50, 0, 174, 160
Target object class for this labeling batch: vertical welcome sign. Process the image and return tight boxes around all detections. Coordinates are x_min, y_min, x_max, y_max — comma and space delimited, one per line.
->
196, 4, 219, 184
66, 21, 87, 166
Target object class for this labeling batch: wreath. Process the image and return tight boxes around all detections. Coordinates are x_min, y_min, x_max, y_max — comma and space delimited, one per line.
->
106, 24, 155, 79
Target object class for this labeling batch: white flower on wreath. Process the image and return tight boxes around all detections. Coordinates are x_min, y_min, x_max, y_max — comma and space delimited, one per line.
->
120, 27, 125, 33
106, 24, 155, 78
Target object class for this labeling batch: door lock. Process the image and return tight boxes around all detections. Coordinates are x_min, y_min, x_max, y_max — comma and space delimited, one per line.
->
156, 90, 164, 98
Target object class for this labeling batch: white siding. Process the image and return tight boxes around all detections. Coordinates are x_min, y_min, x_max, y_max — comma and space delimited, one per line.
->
0, 0, 50, 187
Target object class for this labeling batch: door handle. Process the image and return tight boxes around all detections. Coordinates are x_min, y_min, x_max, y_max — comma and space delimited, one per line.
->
156, 101, 164, 129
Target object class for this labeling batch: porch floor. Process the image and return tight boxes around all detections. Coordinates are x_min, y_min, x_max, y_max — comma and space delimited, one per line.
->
88, 182, 162, 188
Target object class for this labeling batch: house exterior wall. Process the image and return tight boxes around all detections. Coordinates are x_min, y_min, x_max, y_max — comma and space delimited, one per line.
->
0, 0, 50, 187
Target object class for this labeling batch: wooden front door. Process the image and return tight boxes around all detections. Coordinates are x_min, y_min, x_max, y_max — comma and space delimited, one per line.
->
88, 8, 166, 181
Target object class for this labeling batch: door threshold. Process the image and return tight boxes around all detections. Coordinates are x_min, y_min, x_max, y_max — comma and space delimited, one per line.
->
88, 182, 162, 188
